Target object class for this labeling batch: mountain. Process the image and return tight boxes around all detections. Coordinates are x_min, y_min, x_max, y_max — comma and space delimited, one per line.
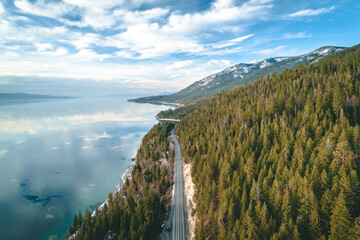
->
175, 44, 360, 239
130, 46, 345, 105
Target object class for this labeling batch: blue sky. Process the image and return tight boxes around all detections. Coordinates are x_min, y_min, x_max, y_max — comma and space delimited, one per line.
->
0, 0, 359, 96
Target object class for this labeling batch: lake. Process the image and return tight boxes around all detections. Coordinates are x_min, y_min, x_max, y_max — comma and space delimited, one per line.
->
0, 96, 170, 240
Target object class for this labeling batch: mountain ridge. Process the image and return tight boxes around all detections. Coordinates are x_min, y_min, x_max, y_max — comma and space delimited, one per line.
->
129, 46, 345, 105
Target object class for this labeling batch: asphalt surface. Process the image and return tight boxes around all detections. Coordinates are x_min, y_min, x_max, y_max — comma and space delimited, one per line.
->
161, 130, 185, 240
161, 129, 185, 240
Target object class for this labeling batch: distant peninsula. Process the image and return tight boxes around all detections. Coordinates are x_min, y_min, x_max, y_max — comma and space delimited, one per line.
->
0, 93, 76, 102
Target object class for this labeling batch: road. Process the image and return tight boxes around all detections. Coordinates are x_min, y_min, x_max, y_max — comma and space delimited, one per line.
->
156, 117, 181, 122
162, 129, 185, 240
171, 129, 185, 240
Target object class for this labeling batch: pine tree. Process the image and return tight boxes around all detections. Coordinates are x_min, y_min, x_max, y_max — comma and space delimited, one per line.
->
329, 191, 352, 240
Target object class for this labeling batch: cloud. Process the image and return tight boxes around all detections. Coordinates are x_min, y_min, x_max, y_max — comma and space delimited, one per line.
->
288, 6, 335, 17
47, 47, 69, 56
253, 45, 284, 55
207, 59, 231, 67
73, 7, 117, 29
0, 2, 4, 14
5, 0, 272, 59
69, 33, 102, 49
102, 23, 204, 59
214, 34, 254, 48
35, 43, 53, 51
163, 0, 273, 35
34, 44, 68, 56
0, 20, 68, 44
75, 49, 112, 61
99, 0, 269, 59
282, 32, 312, 39
170, 60, 195, 69
63, 0, 124, 9
5, 51, 20, 57
14, 0, 123, 29
14, 0, 166, 30
0, 0, 282, 91
14, 0, 75, 18
119, 8, 170, 26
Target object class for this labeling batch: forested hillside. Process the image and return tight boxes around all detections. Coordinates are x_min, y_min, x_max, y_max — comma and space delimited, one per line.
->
67, 122, 174, 240
130, 46, 344, 105
176, 44, 360, 239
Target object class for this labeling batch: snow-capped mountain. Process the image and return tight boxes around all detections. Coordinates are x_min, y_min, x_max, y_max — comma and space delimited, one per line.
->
130, 46, 345, 104
195, 57, 288, 91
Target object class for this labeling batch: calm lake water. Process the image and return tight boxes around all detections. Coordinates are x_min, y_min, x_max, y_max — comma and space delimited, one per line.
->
0, 96, 169, 240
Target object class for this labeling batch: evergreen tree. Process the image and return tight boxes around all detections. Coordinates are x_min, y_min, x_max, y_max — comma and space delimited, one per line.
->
329, 191, 352, 240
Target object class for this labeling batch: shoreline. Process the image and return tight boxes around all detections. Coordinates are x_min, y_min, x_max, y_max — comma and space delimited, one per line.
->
90, 140, 142, 218
69, 114, 161, 239
127, 98, 183, 108
70, 134, 145, 239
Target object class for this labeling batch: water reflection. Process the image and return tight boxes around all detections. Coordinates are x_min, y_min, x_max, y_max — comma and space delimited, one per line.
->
0, 96, 170, 239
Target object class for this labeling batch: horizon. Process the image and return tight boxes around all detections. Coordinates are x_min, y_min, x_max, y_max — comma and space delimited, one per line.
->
0, 0, 359, 96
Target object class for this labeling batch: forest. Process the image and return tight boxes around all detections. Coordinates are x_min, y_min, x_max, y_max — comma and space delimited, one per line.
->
67, 44, 360, 240
157, 103, 200, 120
175, 44, 360, 239
67, 122, 174, 240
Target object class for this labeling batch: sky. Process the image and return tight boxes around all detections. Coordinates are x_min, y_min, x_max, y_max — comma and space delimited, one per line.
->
0, 0, 359, 96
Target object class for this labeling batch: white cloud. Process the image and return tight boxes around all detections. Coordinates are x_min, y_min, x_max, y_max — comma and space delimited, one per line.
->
0, 19, 11, 35
119, 8, 170, 26
98, 0, 270, 59
0, 0, 280, 91
6, 45, 21, 50
5, 51, 20, 57
14, 0, 123, 29
48, 47, 69, 56
77, 8, 117, 29
170, 60, 195, 69
75, 49, 111, 61
207, 59, 231, 67
102, 23, 204, 59
70, 33, 101, 49
6, 0, 272, 59
14, 0, 74, 18
33, 44, 68, 56
163, 0, 273, 35
288, 6, 335, 17
0, 2, 4, 14
282, 32, 312, 39
0, 21, 68, 44
36, 43, 53, 51
230, 34, 255, 43
63, 0, 124, 9
200, 46, 244, 56
253, 46, 284, 55
214, 34, 254, 48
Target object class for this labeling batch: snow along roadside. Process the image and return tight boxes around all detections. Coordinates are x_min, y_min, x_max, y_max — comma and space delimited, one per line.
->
183, 162, 196, 240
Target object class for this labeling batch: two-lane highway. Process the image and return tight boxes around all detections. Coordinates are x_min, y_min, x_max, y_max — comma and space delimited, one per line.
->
171, 129, 185, 240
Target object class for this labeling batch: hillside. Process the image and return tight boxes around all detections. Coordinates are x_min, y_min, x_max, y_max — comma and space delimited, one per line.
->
130, 46, 345, 105
175, 44, 360, 239
67, 123, 175, 240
